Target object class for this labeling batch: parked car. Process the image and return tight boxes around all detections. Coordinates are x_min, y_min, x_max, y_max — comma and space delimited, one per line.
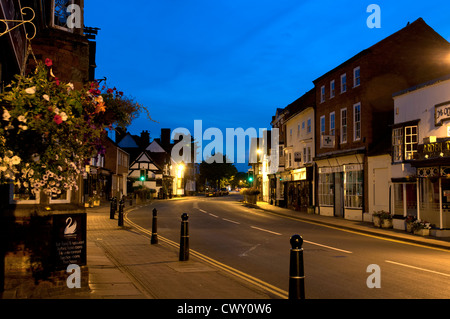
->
220, 188, 229, 196
205, 187, 219, 197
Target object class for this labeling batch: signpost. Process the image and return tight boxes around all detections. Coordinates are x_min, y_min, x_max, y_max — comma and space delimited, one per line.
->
52, 213, 86, 270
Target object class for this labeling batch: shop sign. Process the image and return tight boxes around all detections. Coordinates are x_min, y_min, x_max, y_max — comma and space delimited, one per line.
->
417, 139, 450, 159
291, 168, 306, 181
52, 213, 87, 270
435, 101, 450, 126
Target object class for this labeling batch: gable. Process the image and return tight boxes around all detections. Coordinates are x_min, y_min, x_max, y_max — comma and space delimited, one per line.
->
117, 134, 139, 148
146, 140, 166, 153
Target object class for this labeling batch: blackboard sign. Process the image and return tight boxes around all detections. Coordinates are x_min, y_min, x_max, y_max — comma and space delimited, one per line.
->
52, 213, 87, 270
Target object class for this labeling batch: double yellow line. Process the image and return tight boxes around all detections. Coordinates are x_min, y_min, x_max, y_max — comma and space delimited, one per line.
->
124, 211, 288, 299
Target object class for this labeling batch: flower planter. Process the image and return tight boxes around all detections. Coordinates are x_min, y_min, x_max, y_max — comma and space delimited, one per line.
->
373, 215, 381, 228
406, 222, 414, 233
414, 229, 430, 236
381, 219, 393, 229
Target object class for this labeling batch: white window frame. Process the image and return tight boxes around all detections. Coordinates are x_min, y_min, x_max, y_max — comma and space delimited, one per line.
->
340, 73, 347, 93
320, 85, 326, 103
392, 127, 403, 162
353, 103, 361, 141
353, 66, 360, 88
49, 190, 72, 204
404, 125, 418, 160
307, 118, 311, 134
340, 108, 347, 144
330, 111, 335, 136
330, 80, 335, 98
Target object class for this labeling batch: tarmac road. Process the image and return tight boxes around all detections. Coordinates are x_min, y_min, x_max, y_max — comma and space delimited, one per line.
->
126, 193, 450, 299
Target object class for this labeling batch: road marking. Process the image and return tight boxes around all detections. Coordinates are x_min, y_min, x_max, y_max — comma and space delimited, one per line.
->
303, 240, 352, 254
198, 209, 208, 214
385, 260, 450, 278
222, 218, 240, 225
250, 226, 282, 236
256, 208, 450, 253
209, 213, 219, 218
124, 211, 288, 299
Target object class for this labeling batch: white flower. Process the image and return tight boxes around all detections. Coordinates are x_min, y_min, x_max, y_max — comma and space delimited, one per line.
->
18, 115, 27, 123
25, 86, 36, 94
18, 125, 28, 131
0, 166, 7, 172
67, 83, 74, 91
43, 94, 50, 101
60, 112, 68, 121
2, 109, 11, 121
10, 156, 21, 165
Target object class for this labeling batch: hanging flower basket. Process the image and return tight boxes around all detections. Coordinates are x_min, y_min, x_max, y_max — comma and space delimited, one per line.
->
0, 59, 150, 200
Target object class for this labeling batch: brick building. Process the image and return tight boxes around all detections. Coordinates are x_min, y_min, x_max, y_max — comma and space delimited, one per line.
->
313, 18, 450, 220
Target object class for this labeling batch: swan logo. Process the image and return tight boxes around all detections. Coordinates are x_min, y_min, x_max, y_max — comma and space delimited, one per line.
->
64, 217, 77, 238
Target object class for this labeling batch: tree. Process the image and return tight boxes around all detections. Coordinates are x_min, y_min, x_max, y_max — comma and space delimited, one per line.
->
199, 153, 237, 189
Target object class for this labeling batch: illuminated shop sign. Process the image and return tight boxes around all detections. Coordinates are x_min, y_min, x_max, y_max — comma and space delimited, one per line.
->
416, 138, 450, 160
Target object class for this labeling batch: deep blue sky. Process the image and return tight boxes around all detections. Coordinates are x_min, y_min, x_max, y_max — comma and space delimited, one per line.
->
84, 1, 450, 171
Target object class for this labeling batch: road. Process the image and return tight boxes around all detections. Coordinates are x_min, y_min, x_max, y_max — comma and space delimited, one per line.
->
125, 193, 450, 299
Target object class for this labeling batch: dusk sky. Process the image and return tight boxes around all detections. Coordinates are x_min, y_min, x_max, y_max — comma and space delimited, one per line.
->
84, 1, 450, 171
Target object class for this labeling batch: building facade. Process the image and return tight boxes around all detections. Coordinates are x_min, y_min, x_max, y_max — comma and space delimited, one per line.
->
392, 74, 450, 237
313, 18, 450, 220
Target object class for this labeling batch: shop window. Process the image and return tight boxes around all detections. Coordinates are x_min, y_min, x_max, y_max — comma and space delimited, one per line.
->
345, 170, 363, 208
318, 173, 334, 206
418, 177, 440, 226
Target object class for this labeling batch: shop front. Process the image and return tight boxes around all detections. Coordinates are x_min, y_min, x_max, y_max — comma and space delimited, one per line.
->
286, 167, 313, 212
411, 138, 450, 236
316, 153, 364, 220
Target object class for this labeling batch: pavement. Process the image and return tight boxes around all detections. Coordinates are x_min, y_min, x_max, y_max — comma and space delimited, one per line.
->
2, 196, 450, 299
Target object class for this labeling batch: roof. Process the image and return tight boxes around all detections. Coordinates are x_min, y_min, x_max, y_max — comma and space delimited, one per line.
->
283, 88, 316, 122
313, 18, 450, 84
393, 73, 450, 98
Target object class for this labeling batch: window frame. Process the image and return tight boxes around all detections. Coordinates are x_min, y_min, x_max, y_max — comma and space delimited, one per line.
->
340, 108, 347, 144
353, 66, 361, 88
330, 111, 335, 136
340, 73, 347, 93
353, 103, 361, 141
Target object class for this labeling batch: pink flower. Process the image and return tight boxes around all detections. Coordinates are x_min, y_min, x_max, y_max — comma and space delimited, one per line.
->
45, 58, 53, 67
55, 77, 60, 86
107, 88, 113, 94
53, 114, 63, 125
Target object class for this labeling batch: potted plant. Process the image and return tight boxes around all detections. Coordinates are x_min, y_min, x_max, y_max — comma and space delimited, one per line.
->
405, 215, 417, 233
412, 220, 433, 236
373, 210, 393, 228
240, 188, 260, 205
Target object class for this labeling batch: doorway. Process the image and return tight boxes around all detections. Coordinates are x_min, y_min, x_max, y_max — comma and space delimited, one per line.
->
334, 172, 344, 217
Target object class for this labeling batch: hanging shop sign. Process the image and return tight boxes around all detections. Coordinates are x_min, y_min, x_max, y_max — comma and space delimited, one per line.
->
435, 101, 450, 126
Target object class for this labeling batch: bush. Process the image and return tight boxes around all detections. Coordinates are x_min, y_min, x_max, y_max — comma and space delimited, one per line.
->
240, 188, 260, 196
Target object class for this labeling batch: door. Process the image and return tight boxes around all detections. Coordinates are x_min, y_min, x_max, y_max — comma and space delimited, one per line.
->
334, 172, 344, 217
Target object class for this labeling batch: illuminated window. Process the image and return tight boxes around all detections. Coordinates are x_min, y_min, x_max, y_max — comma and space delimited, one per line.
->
404, 125, 418, 160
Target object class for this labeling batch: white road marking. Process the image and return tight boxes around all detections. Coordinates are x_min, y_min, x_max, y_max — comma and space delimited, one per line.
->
198, 209, 208, 213
209, 213, 219, 218
303, 240, 352, 254
385, 260, 450, 278
250, 226, 282, 236
222, 218, 240, 225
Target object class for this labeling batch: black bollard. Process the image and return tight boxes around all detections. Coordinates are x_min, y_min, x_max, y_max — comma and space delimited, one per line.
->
179, 213, 189, 261
289, 234, 305, 299
151, 208, 158, 244
118, 198, 124, 226
110, 197, 116, 219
